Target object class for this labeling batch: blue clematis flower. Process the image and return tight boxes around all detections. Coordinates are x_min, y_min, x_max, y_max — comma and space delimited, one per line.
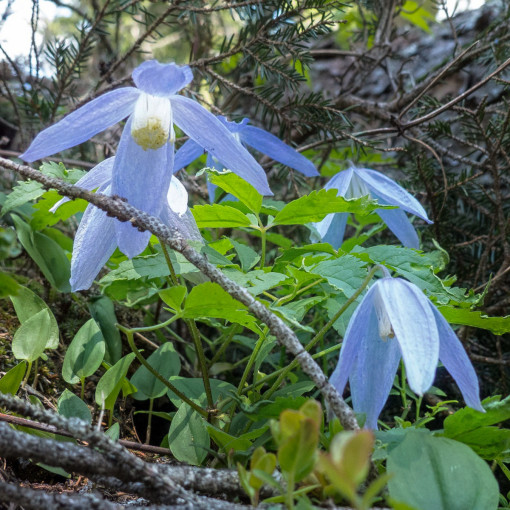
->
52, 157, 201, 291
311, 167, 432, 249
174, 116, 318, 201
329, 275, 484, 429
21, 60, 271, 257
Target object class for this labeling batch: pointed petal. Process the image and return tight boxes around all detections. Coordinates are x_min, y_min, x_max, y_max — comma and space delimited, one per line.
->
112, 122, 173, 257
431, 306, 484, 412
159, 206, 203, 243
132, 60, 193, 96
355, 168, 432, 222
376, 278, 439, 395
174, 138, 205, 172
241, 125, 318, 177
21, 88, 140, 162
171, 95, 272, 196
329, 284, 379, 394
51, 157, 114, 211
311, 212, 348, 249
349, 316, 402, 429
325, 168, 354, 195
375, 207, 420, 249
70, 186, 117, 291
167, 176, 188, 216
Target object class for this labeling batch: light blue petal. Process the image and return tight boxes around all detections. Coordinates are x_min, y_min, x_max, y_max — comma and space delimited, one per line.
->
431, 305, 484, 412
51, 157, 114, 211
132, 60, 193, 97
325, 168, 354, 195
205, 153, 226, 203
70, 185, 117, 291
375, 207, 420, 249
355, 168, 432, 222
159, 206, 202, 243
376, 278, 439, 395
171, 95, 272, 196
329, 284, 379, 394
217, 116, 250, 133
349, 314, 402, 429
174, 139, 205, 172
21, 88, 140, 162
241, 125, 319, 177
321, 213, 348, 249
112, 120, 173, 257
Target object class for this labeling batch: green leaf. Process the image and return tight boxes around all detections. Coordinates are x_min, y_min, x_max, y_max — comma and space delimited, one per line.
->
272, 189, 387, 225
438, 306, 510, 335
105, 422, 120, 441
0, 273, 19, 297
12, 215, 71, 292
387, 430, 499, 510
88, 295, 122, 364
0, 226, 21, 260
207, 426, 253, 453
222, 268, 288, 296
231, 239, 260, 271
57, 389, 92, 423
159, 286, 187, 311
12, 309, 52, 363
400, 1, 435, 33
168, 404, 209, 466
1, 180, 44, 215
95, 353, 136, 410
208, 171, 263, 214
31, 190, 87, 230
167, 377, 236, 407
0, 361, 27, 395
306, 254, 368, 297
183, 282, 258, 331
192, 204, 253, 228
62, 319, 105, 384
130, 343, 181, 400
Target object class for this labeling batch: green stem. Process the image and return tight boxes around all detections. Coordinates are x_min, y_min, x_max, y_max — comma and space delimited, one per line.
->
119, 326, 209, 418
259, 226, 267, 269
262, 267, 379, 399
146, 398, 154, 445
80, 377, 85, 400
159, 241, 179, 286
237, 329, 268, 394
22, 361, 33, 386
286, 472, 295, 510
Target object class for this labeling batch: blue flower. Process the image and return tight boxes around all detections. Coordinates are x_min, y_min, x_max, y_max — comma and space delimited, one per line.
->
174, 116, 318, 201
311, 167, 432, 249
330, 276, 484, 429
21, 60, 271, 257
52, 157, 201, 291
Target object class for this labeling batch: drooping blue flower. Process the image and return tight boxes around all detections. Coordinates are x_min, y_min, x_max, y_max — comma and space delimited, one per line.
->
311, 167, 432, 249
51, 157, 201, 291
174, 116, 318, 201
330, 276, 484, 429
21, 60, 271, 257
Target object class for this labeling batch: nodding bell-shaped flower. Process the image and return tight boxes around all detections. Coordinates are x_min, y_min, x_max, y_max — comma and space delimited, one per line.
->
311, 167, 433, 249
174, 116, 318, 202
21, 60, 271, 258
330, 275, 484, 429
51, 157, 202, 292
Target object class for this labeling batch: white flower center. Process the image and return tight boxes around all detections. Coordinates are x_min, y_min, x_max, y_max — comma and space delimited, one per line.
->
131, 93, 172, 151
373, 287, 395, 340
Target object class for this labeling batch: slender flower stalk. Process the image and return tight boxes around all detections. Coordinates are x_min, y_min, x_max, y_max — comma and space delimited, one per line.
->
21, 60, 272, 257
311, 166, 432, 249
330, 275, 484, 429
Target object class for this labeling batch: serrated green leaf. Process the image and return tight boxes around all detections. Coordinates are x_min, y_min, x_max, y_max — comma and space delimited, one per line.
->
231, 239, 260, 271
159, 286, 187, 311
31, 190, 88, 230
1, 180, 44, 215
62, 319, 105, 384
272, 189, 388, 225
222, 268, 288, 296
438, 306, 510, 335
208, 171, 263, 214
192, 204, 253, 228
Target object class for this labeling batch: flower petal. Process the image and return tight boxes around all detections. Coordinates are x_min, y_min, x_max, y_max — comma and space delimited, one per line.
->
241, 125, 319, 177
132, 60, 193, 97
167, 176, 188, 216
21, 88, 140, 162
171, 95, 272, 196
376, 278, 439, 394
311, 212, 348, 248
159, 206, 202, 243
174, 138, 205, 172
355, 168, 432, 222
375, 207, 420, 249
112, 120, 173, 257
70, 186, 117, 291
349, 316, 402, 429
329, 284, 379, 394
431, 305, 484, 412
51, 157, 114, 212
325, 168, 354, 195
